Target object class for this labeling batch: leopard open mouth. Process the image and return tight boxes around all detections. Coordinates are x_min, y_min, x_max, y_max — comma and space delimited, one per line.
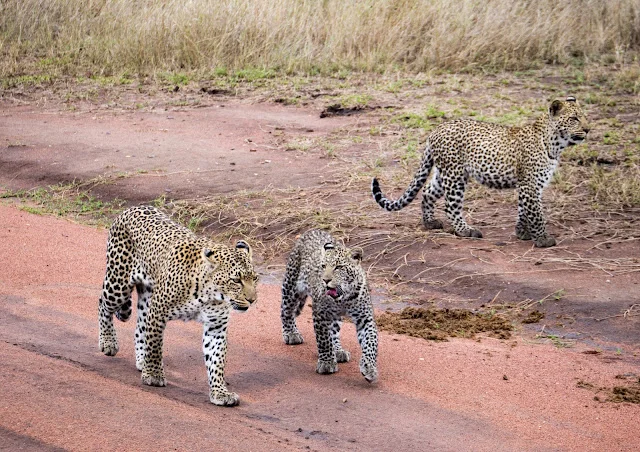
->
326, 287, 341, 299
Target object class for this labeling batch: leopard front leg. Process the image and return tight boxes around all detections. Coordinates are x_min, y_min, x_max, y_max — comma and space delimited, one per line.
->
349, 306, 379, 383
518, 183, 556, 247
202, 314, 239, 406
281, 282, 306, 345
98, 267, 134, 357
140, 303, 167, 387
312, 309, 338, 375
330, 320, 351, 363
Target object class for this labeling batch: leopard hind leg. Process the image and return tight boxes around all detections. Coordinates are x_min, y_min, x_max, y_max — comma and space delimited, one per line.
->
421, 168, 445, 230
442, 171, 482, 239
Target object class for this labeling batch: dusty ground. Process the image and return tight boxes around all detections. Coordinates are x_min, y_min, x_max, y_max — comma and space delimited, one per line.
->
2, 205, 639, 451
1, 72, 639, 450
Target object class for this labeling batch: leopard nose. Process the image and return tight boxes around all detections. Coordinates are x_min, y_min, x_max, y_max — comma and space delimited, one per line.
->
323, 277, 331, 284
583, 126, 590, 134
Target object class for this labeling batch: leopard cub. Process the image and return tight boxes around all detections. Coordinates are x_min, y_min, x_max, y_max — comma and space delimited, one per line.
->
281, 229, 378, 382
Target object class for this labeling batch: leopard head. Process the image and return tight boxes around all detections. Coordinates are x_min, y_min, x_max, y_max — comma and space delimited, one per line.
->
202, 240, 258, 311
549, 96, 591, 147
321, 243, 365, 301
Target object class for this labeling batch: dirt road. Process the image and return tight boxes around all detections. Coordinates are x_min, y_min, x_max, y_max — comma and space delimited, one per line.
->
1, 206, 639, 451
0, 102, 350, 201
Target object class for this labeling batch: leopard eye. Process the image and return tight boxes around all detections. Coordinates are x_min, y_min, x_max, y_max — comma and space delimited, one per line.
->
231, 276, 241, 284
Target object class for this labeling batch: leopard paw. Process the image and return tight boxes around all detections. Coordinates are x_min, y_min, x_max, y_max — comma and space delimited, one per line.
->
99, 337, 119, 356
360, 359, 378, 383
210, 390, 240, 407
283, 331, 304, 345
423, 219, 444, 230
456, 228, 483, 239
335, 349, 351, 363
141, 371, 166, 387
316, 360, 338, 375
534, 234, 556, 248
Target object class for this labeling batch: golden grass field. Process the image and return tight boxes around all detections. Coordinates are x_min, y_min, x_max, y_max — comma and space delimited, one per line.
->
2, 0, 639, 76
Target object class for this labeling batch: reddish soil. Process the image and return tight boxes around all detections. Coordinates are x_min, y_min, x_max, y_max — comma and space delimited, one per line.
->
1, 205, 639, 451
0, 102, 351, 200
1, 97, 639, 450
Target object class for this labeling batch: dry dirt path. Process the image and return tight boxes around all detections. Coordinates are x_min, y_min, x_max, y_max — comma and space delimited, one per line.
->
0, 101, 351, 200
1, 205, 639, 451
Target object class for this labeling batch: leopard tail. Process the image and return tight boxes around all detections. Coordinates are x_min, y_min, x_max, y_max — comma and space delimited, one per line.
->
371, 143, 434, 211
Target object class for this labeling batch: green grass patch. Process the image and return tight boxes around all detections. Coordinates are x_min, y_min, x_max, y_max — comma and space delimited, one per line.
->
2, 74, 54, 89
1, 183, 125, 227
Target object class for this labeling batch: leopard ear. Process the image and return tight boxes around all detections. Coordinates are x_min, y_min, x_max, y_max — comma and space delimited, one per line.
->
550, 99, 563, 117
323, 242, 335, 251
202, 248, 220, 271
350, 247, 363, 262
235, 240, 252, 260
566, 96, 576, 103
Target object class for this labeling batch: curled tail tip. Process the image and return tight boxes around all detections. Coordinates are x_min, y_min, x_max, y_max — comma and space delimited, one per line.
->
371, 178, 383, 201
371, 178, 390, 210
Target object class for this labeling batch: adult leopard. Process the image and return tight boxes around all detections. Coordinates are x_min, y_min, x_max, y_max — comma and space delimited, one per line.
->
372, 97, 590, 247
98, 206, 258, 406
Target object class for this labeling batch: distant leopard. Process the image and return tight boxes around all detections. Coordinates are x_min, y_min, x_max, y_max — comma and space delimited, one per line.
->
281, 229, 378, 382
372, 97, 590, 247
98, 206, 258, 406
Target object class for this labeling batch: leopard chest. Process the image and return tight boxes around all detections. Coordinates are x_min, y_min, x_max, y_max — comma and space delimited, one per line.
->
167, 298, 206, 321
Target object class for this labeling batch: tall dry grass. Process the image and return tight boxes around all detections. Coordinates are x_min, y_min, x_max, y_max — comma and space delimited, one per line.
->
1, 0, 639, 76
